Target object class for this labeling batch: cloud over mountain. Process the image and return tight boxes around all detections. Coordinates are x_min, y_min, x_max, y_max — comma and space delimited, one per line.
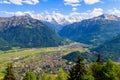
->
3, 8, 120, 26
108, 8, 120, 17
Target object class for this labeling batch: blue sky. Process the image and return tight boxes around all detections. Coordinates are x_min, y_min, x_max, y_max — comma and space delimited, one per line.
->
0, 0, 120, 24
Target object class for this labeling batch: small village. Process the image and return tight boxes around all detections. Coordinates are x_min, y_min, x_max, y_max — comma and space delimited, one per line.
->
12, 53, 74, 80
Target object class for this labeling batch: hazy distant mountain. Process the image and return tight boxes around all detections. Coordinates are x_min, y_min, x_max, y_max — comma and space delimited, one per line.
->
41, 13, 82, 26
32, 13, 83, 31
42, 21, 63, 31
59, 14, 120, 45
0, 15, 63, 50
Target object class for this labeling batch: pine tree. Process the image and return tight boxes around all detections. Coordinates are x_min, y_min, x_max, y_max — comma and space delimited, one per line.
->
40, 73, 48, 80
68, 56, 87, 80
102, 59, 119, 80
90, 54, 104, 80
56, 68, 68, 80
40, 73, 55, 80
96, 54, 102, 64
23, 71, 36, 80
3, 63, 17, 80
90, 62, 103, 80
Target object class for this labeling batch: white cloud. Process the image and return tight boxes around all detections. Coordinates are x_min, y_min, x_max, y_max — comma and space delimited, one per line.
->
9, 0, 22, 5
84, 0, 100, 5
64, 0, 80, 3
3, 1, 11, 4
4, 10, 82, 25
64, 0, 81, 6
72, 8, 78, 12
3, 8, 120, 26
90, 8, 103, 17
108, 8, 120, 17
5, 11, 32, 16
3, 8, 104, 25
70, 8, 103, 19
0, 0, 39, 5
64, 0, 101, 6
5, 11, 44, 20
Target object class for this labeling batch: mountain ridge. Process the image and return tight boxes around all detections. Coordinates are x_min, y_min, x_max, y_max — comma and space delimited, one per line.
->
0, 15, 64, 50
92, 14, 119, 21
59, 14, 120, 45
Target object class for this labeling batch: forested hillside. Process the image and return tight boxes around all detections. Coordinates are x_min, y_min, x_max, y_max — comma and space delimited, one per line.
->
59, 14, 120, 45
93, 34, 120, 61
0, 15, 64, 50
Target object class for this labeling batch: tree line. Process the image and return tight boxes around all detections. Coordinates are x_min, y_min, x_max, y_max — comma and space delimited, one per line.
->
2, 54, 120, 80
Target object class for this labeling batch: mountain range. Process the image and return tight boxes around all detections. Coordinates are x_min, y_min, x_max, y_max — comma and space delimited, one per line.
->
0, 14, 120, 56
59, 14, 120, 46
31, 13, 83, 31
0, 15, 64, 50
37, 13, 83, 26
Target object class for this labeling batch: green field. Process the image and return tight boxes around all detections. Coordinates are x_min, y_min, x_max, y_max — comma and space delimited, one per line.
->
0, 44, 88, 79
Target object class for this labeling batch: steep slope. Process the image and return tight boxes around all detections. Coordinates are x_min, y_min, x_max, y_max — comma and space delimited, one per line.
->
93, 34, 120, 61
0, 15, 63, 49
59, 14, 120, 45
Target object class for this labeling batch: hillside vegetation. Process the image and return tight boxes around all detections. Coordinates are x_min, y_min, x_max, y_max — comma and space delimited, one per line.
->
0, 15, 64, 50
93, 34, 120, 61
59, 14, 120, 46
0, 44, 87, 79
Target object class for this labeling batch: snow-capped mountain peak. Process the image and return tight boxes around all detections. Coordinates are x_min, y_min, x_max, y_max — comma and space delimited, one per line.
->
93, 14, 119, 21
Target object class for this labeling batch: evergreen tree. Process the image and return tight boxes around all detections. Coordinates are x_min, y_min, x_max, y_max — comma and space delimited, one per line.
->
116, 68, 120, 80
68, 56, 87, 80
40, 73, 55, 80
23, 71, 36, 80
102, 59, 119, 80
90, 62, 103, 80
40, 73, 48, 80
3, 63, 17, 80
96, 54, 102, 64
90, 54, 104, 80
56, 68, 68, 80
